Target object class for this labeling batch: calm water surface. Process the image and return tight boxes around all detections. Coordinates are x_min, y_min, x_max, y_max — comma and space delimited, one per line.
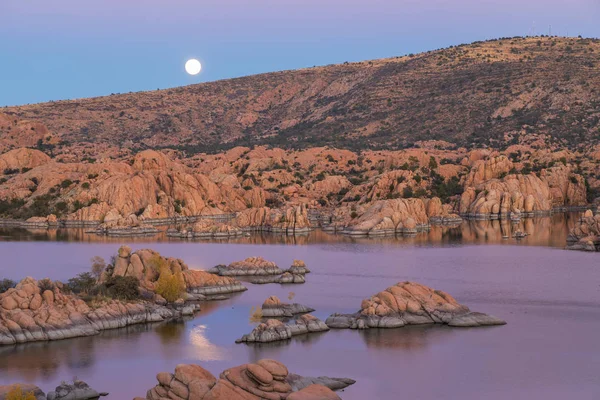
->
0, 214, 599, 399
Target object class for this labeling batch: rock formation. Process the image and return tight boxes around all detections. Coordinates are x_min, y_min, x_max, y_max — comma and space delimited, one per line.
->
460, 156, 588, 218
88, 213, 159, 236
46, 380, 108, 400
208, 257, 284, 276
0, 277, 193, 346
138, 359, 353, 400
261, 296, 314, 318
0, 380, 107, 400
167, 220, 243, 239
326, 281, 506, 329
109, 246, 247, 299
236, 315, 329, 344
342, 198, 430, 236
208, 257, 309, 285
234, 205, 312, 234
566, 210, 600, 251
287, 260, 311, 275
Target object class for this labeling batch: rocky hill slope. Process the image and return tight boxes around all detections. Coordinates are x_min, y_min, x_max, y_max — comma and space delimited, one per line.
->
2, 36, 600, 157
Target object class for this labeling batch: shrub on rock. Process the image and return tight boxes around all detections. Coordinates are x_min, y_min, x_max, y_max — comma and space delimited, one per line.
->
155, 267, 185, 303
5, 384, 37, 400
0, 279, 16, 294
103, 276, 140, 300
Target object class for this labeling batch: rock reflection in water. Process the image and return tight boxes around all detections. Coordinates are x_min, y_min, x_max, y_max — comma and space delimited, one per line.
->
0, 212, 582, 248
0, 333, 97, 381
359, 325, 456, 351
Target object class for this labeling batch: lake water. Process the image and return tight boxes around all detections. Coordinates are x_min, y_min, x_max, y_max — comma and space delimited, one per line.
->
1, 213, 599, 399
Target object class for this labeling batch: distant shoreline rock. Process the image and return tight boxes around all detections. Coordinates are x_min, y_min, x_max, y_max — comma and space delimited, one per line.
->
566, 209, 600, 252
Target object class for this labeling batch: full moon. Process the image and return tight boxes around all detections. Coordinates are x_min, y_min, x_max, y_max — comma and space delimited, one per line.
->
185, 59, 202, 75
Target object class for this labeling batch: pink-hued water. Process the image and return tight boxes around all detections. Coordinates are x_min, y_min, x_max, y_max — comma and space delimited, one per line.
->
0, 216, 599, 399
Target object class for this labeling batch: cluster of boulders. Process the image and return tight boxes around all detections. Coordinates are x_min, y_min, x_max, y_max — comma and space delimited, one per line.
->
236, 314, 329, 344
234, 204, 312, 234
459, 156, 587, 219
0, 277, 194, 346
138, 359, 353, 400
0, 380, 106, 400
341, 198, 430, 236
209, 258, 309, 284
109, 246, 247, 300
326, 281, 506, 329
167, 220, 244, 239
166, 205, 313, 239
261, 296, 314, 318
87, 213, 159, 236
566, 209, 600, 251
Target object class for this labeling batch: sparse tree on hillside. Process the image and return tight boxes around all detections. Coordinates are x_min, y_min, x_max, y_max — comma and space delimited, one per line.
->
90, 256, 106, 281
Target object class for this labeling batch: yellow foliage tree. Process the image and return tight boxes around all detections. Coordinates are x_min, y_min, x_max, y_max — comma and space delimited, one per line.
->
155, 265, 185, 303
6, 385, 37, 400
249, 306, 263, 323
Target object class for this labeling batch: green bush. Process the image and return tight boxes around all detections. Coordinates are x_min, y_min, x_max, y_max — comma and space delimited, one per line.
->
103, 276, 140, 301
38, 278, 55, 292
66, 272, 97, 294
0, 279, 16, 293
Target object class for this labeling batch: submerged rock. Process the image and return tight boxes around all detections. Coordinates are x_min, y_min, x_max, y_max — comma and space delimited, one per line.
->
139, 359, 353, 400
46, 380, 107, 400
286, 374, 356, 392
326, 281, 506, 330
261, 296, 314, 318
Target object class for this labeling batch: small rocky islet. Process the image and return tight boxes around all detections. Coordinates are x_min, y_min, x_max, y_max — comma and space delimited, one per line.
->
209, 257, 310, 284
236, 315, 330, 344
261, 295, 315, 318
326, 281, 506, 329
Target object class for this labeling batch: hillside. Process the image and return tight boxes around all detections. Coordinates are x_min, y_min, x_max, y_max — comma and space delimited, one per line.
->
2, 36, 600, 157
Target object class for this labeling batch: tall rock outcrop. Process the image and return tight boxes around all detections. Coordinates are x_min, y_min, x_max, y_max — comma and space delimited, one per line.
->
108, 246, 246, 298
460, 156, 588, 218
343, 198, 430, 236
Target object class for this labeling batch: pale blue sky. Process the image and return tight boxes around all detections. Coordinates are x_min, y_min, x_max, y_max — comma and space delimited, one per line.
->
1, 0, 599, 106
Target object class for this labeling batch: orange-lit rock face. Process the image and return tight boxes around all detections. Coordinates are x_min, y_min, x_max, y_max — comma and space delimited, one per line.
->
0, 97, 594, 225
